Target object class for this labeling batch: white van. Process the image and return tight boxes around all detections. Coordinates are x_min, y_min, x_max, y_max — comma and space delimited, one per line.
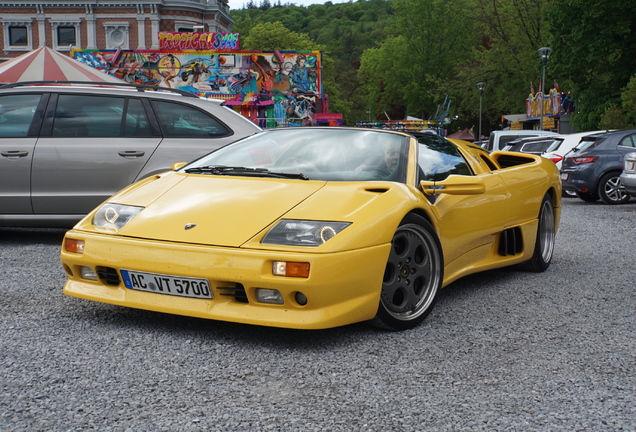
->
486, 130, 559, 152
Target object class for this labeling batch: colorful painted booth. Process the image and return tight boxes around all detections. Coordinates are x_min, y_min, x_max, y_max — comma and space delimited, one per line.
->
73, 49, 325, 128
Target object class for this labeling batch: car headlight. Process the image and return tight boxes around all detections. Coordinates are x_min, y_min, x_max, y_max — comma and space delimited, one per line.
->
92, 204, 143, 232
262, 219, 351, 246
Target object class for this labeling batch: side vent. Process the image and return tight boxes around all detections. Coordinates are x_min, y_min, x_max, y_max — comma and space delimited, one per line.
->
499, 227, 523, 256
218, 283, 249, 303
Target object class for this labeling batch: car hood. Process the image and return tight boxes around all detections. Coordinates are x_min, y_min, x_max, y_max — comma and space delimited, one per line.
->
107, 173, 328, 247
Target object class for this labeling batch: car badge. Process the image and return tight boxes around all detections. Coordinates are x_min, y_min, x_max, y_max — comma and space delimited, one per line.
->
184, 223, 197, 230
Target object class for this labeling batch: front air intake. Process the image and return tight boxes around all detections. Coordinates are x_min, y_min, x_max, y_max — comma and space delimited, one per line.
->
97, 267, 121, 286
217, 283, 249, 303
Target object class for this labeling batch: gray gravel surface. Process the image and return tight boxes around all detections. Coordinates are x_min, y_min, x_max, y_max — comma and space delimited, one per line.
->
1, 199, 635, 432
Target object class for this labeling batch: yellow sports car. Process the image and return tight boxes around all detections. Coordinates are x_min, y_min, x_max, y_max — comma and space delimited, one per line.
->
61, 127, 561, 330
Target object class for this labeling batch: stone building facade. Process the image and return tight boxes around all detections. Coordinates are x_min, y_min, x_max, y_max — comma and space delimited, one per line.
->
0, 0, 234, 60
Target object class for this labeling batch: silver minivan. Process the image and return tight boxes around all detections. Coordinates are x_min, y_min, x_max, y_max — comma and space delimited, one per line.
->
0, 82, 262, 227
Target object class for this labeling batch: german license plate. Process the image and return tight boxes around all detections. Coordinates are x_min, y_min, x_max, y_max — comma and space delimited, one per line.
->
560, 173, 568, 180
120, 270, 212, 299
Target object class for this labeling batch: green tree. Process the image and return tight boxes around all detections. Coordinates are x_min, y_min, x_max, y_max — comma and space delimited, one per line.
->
449, 0, 552, 134
621, 74, 636, 122
599, 74, 636, 129
546, 0, 636, 130
599, 105, 632, 130
241, 21, 317, 50
358, 0, 475, 121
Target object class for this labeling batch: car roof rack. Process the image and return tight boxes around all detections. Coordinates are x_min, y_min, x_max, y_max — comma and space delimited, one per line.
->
0, 80, 199, 98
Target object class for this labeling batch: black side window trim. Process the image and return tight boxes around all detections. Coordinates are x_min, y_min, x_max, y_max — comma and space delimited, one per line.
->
141, 98, 162, 137
28, 93, 50, 137
40, 92, 57, 136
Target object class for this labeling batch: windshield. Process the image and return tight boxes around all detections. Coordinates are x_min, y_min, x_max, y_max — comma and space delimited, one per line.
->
182, 128, 410, 182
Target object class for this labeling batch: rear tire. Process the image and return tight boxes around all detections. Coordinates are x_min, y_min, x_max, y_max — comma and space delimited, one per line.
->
372, 214, 443, 330
598, 172, 630, 204
521, 194, 556, 272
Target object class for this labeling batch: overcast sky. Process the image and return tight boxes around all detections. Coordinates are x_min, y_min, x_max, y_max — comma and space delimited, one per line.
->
227, 0, 353, 12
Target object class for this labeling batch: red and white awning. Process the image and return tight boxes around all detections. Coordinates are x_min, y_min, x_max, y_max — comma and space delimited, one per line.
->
0, 47, 122, 83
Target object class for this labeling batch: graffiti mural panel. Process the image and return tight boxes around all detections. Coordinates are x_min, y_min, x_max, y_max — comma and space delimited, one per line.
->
73, 49, 323, 127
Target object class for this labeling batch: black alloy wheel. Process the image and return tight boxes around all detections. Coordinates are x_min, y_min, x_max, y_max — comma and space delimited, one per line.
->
521, 194, 556, 272
373, 214, 443, 331
598, 172, 630, 204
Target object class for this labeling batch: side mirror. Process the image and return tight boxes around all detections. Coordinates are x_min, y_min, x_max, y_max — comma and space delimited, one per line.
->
420, 175, 486, 195
171, 162, 187, 171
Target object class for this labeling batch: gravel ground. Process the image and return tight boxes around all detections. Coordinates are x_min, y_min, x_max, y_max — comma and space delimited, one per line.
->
1, 199, 635, 431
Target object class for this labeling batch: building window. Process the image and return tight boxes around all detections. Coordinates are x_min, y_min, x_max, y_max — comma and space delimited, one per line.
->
2, 21, 33, 51
51, 21, 81, 51
175, 21, 199, 33
9, 26, 28, 46
57, 26, 76, 46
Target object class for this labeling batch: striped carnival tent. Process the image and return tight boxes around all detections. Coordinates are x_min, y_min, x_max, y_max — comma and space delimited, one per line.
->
0, 46, 122, 83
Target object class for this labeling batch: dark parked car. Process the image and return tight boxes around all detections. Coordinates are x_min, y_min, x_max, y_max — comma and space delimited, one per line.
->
502, 136, 564, 156
560, 129, 636, 204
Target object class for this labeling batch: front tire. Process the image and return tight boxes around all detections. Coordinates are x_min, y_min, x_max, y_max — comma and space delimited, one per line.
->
373, 214, 443, 330
521, 194, 556, 272
598, 172, 630, 204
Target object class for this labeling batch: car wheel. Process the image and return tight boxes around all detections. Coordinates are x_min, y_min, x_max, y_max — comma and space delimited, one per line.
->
576, 191, 599, 202
372, 214, 443, 330
521, 194, 556, 272
598, 172, 630, 204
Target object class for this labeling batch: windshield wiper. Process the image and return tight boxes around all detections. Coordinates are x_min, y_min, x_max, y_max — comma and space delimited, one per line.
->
184, 165, 308, 180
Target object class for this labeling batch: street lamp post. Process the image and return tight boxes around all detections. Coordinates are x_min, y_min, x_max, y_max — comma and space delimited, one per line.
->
538, 47, 552, 131
476, 82, 485, 142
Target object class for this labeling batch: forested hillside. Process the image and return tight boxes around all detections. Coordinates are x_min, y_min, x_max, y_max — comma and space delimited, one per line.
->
231, 0, 636, 131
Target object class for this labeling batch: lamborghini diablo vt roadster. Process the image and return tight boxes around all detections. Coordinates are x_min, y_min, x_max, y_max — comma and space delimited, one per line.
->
61, 127, 561, 330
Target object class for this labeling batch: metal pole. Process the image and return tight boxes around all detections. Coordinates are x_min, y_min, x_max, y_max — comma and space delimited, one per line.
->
540, 64, 546, 130
538, 47, 552, 131
479, 94, 483, 140
476, 82, 485, 141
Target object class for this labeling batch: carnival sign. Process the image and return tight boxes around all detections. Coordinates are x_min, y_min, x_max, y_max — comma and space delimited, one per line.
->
158, 32, 240, 50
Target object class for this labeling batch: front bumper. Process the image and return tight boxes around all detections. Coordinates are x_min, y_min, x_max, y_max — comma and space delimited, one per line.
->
61, 231, 390, 329
620, 174, 636, 195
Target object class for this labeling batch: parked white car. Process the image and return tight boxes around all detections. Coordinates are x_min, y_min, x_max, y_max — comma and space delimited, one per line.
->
485, 130, 558, 152
541, 130, 609, 169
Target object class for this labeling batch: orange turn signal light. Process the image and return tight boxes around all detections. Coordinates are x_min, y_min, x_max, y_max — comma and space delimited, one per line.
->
64, 238, 85, 254
272, 261, 310, 278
